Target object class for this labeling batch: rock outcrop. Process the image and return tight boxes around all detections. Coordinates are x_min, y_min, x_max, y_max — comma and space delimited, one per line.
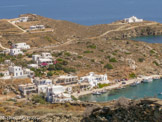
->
82, 98, 162, 122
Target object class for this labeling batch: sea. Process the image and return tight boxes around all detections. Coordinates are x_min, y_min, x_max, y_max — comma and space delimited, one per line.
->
0, 0, 162, 25
1, 0, 162, 101
80, 79, 162, 102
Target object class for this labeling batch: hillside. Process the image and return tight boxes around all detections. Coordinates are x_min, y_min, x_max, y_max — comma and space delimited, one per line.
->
0, 98, 161, 121
0, 14, 162, 79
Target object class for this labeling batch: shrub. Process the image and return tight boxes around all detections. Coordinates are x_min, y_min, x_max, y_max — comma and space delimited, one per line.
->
104, 64, 113, 69
98, 83, 110, 88
109, 58, 117, 62
47, 71, 53, 77
63, 67, 76, 73
129, 73, 136, 78
153, 61, 159, 66
32, 94, 46, 104
83, 50, 93, 53
150, 50, 155, 54
87, 44, 96, 49
138, 58, 144, 62
64, 52, 71, 56
77, 56, 83, 59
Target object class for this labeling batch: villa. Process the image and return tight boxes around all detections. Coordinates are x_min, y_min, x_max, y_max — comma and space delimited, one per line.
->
124, 16, 143, 23
55, 75, 78, 85
10, 49, 24, 56
23, 68, 34, 78
18, 84, 36, 96
80, 72, 109, 88
34, 78, 52, 86
12, 43, 30, 50
29, 25, 45, 30
45, 85, 71, 103
19, 17, 29, 22
32, 55, 41, 63
41, 53, 53, 59
27, 64, 39, 69
38, 58, 53, 66
8, 66, 24, 77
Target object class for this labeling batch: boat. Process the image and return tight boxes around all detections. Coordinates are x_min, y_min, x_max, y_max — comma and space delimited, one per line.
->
100, 90, 107, 94
92, 91, 101, 95
131, 81, 141, 86
142, 77, 153, 83
158, 92, 162, 95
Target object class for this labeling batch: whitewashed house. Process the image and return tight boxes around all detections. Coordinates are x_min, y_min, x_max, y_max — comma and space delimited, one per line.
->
19, 17, 29, 22
27, 64, 39, 69
32, 55, 41, 63
8, 66, 24, 77
23, 68, 34, 78
45, 85, 71, 103
80, 72, 109, 88
41, 53, 52, 59
12, 43, 30, 50
38, 85, 48, 94
36, 25, 45, 29
18, 84, 36, 96
124, 16, 143, 23
56, 75, 78, 85
34, 78, 52, 86
3, 49, 10, 54
38, 58, 53, 66
4, 60, 11, 65
29, 25, 45, 30
0, 71, 9, 77
10, 49, 24, 56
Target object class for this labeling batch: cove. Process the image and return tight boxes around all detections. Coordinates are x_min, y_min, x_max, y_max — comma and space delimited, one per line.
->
79, 79, 162, 102
132, 35, 162, 43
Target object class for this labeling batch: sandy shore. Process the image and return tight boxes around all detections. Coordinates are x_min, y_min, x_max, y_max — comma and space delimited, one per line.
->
72, 75, 162, 99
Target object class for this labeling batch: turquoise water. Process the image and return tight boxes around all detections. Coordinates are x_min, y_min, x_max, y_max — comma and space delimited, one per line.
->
132, 35, 162, 43
79, 79, 162, 102
1, 0, 162, 25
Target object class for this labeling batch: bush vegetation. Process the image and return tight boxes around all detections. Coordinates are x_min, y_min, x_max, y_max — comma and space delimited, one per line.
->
104, 63, 113, 69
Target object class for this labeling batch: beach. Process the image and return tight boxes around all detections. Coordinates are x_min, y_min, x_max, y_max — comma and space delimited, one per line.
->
72, 75, 162, 99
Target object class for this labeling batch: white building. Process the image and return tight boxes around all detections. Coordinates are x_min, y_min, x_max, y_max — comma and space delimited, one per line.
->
8, 66, 24, 77
124, 16, 143, 23
41, 53, 52, 59
3, 49, 10, 54
34, 78, 52, 86
29, 25, 45, 30
36, 25, 45, 29
19, 17, 29, 22
32, 55, 41, 63
10, 49, 24, 56
18, 84, 36, 96
0, 71, 9, 77
80, 72, 109, 88
27, 64, 39, 69
38, 58, 53, 66
56, 75, 78, 85
23, 68, 34, 78
12, 43, 30, 50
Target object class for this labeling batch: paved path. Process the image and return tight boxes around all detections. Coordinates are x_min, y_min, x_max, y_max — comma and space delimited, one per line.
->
7, 20, 26, 33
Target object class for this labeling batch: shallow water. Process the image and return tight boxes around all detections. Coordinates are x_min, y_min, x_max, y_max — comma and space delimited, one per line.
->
79, 79, 162, 102
1, 0, 162, 25
132, 35, 162, 43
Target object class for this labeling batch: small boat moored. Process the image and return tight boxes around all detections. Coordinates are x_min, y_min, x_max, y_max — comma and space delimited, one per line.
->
92, 91, 101, 95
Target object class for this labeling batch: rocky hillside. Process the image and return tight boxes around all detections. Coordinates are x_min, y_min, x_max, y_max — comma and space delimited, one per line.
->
0, 14, 162, 79
82, 98, 162, 122
0, 98, 161, 122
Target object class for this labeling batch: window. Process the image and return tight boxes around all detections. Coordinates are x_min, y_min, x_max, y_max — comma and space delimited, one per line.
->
16, 73, 18, 76
20, 72, 22, 75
